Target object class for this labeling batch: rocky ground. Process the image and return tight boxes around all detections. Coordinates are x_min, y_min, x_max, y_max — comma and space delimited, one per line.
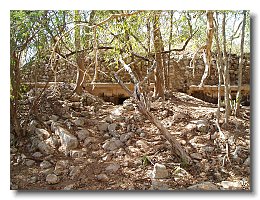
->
10, 83, 250, 190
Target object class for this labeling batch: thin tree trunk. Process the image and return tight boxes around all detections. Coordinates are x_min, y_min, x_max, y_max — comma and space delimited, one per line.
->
214, 12, 223, 123
199, 10, 214, 86
153, 11, 164, 98
74, 10, 84, 95
166, 10, 174, 90
222, 12, 231, 123
235, 10, 247, 115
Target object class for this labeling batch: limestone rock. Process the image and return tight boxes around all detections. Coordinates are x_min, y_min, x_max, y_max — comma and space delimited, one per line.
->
190, 153, 203, 160
196, 119, 209, 133
187, 182, 219, 190
46, 174, 59, 185
102, 139, 123, 151
221, 181, 243, 190
98, 122, 109, 132
151, 163, 168, 179
105, 163, 120, 173
97, 173, 109, 182
76, 129, 89, 141
38, 141, 54, 155
25, 159, 36, 167
54, 160, 69, 175
35, 128, 50, 140
55, 126, 78, 152
69, 166, 81, 179
40, 160, 52, 169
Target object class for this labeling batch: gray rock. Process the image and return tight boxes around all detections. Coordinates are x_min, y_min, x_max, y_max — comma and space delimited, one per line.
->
83, 137, 96, 147
32, 152, 43, 158
55, 126, 78, 152
221, 181, 242, 190
28, 120, 38, 134
50, 115, 59, 122
70, 149, 85, 158
45, 136, 60, 149
69, 166, 81, 179
63, 184, 75, 190
73, 118, 85, 126
102, 139, 123, 151
188, 182, 219, 190
25, 159, 36, 167
98, 122, 109, 132
28, 176, 37, 184
123, 99, 135, 111
46, 174, 59, 185
185, 123, 197, 131
136, 140, 149, 150
76, 129, 89, 141
108, 123, 117, 134
40, 160, 52, 169
196, 119, 209, 133
35, 128, 50, 140
140, 132, 146, 137
38, 141, 54, 155
120, 133, 132, 143
151, 163, 168, 179
105, 163, 120, 173
190, 153, 203, 160
54, 160, 69, 175
151, 179, 169, 190
97, 173, 109, 182
244, 157, 250, 166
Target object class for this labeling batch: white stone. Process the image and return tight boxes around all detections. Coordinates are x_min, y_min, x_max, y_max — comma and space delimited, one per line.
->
196, 119, 209, 133
55, 126, 78, 152
221, 181, 242, 190
187, 182, 219, 190
152, 163, 168, 179
46, 174, 59, 185
244, 157, 250, 166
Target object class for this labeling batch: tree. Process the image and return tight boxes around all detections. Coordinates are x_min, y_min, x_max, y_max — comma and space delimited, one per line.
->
152, 11, 165, 98
235, 10, 247, 115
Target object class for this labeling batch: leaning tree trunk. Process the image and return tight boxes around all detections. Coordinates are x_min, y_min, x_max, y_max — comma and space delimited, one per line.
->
152, 11, 165, 98
113, 58, 191, 165
235, 10, 247, 116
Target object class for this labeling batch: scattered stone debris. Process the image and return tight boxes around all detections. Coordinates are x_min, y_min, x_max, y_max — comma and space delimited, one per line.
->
10, 83, 250, 190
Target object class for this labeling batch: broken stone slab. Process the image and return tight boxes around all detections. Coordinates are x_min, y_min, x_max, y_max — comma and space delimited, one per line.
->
151, 163, 169, 179
55, 126, 78, 152
46, 174, 59, 185
187, 182, 219, 190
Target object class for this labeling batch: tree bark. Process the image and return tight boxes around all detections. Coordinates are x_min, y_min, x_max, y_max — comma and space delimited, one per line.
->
235, 11, 247, 116
222, 12, 231, 123
152, 11, 165, 98
74, 10, 84, 95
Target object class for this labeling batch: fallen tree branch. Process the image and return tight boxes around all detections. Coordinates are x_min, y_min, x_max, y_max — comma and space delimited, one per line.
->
114, 58, 191, 164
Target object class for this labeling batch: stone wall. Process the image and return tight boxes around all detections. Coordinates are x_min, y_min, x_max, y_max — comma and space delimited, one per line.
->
21, 52, 250, 94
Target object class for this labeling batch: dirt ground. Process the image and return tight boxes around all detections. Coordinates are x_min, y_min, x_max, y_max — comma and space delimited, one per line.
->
10, 84, 250, 190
